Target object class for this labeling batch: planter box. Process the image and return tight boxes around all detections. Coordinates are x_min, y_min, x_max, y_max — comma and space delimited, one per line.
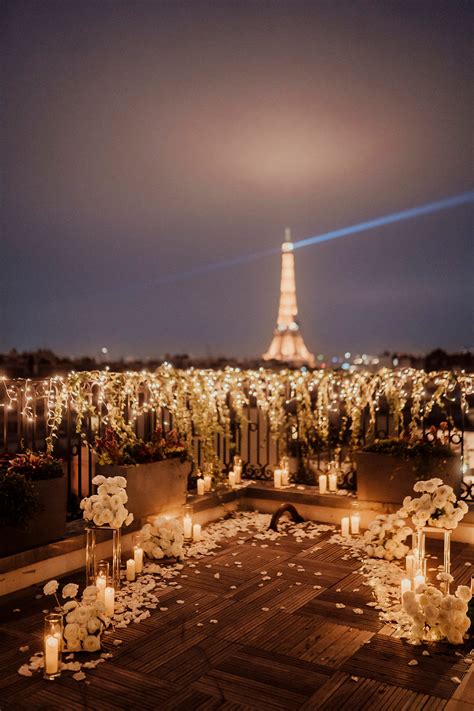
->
0, 477, 67, 558
355, 452, 461, 505
97, 459, 190, 520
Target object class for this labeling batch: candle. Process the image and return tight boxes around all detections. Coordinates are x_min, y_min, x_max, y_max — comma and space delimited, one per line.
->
197, 478, 205, 495
406, 554, 415, 579
328, 473, 337, 492
96, 574, 106, 604
193, 523, 201, 541
183, 513, 193, 539
414, 573, 425, 591
341, 517, 350, 537
45, 635, 59, 675
104, 586, 115, 617
282, 469, 290, 487
401, 578, 412, 596
471, 576, 474, 595
234, 465, 242, 484
126, 558, 136, 582
203, 474, 212, 491
274, 469, 282, 488
134, 546, 144, 574
350, 514, 360, 535
228, 471, 237, 488
319, 474, 328, 494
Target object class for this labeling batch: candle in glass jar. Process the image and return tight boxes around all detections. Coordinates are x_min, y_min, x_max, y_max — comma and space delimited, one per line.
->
350, 514, 360, 535
183, 513, 193, 539
319, 474, 327, 494
274, 469, 282, 488
401, 578, 412, 596
134, 546, 144, 574
203, 475, 212, 492
328, 473, 337, 492
45, 635, 59, 675
234, 465, 242, 484
96, 574, 106, 604
126, 558, 136, 582
193, 523, 201, 541
104, 586, 115, 617
414, 573, 425, 591
405, 554, 415, 578
282, 469, 290, 487
341, 517, 350, 537
197, 478, 205, 495
228, 471, 237, 488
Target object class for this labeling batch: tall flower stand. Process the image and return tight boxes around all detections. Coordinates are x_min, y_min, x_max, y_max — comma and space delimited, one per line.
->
415, 526, 451, 592
86, 525, 122, 589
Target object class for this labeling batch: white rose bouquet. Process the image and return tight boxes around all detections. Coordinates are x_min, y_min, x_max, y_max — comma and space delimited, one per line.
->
399, 478, 468, 530
402, 583, 472, 645
141, 517, 184, 561
80, 475, 133, 528
363, 513, 412, 561
43, 579, 109, 652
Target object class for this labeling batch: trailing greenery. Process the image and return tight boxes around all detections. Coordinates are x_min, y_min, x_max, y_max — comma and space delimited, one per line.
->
0, 472, 40, 529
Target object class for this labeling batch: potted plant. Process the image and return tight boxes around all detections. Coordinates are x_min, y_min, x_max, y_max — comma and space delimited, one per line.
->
94, 427, 190, 520
0, 451, 67, 557
355, 425, 461, 504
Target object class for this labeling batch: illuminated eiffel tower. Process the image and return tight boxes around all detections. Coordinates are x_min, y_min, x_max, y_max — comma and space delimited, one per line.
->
262, 228, 315, 368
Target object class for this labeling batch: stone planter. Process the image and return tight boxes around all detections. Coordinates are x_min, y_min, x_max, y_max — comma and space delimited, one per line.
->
97, 459, 190, 520
0, 477, 67, 558
355, 452, 461, 505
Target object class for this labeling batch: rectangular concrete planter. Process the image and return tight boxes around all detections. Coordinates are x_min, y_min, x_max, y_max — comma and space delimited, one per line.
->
97, 459, 190, 520
355, 451, 461, 505
0, 476, 67, 558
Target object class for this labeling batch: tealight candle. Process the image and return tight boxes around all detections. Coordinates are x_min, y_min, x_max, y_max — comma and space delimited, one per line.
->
228, 471, 237, 488
414, 573, 425, 591
197, 478, 205, 495
401, 578, 412, 596
350, 514, 360, 535
341, 517, 350, 537
183, 513, 193, 539
104, 586, 115, 617
319, 474, 328, 494
45, 635, 59, 676
193, 523, 201, 541
126, 558, 136, 582
274, 469, 282, 488
328, 473, 337, 492
134, 546, 144, 574
203, 474, 212, 492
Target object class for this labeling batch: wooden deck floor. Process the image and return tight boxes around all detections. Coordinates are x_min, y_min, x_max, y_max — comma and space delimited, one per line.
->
0, 525, 472, 710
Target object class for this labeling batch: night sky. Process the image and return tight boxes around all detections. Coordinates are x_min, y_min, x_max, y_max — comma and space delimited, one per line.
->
1, 0, 472, 360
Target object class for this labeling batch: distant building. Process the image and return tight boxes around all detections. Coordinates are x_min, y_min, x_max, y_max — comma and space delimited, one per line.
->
262, 228, 315, 368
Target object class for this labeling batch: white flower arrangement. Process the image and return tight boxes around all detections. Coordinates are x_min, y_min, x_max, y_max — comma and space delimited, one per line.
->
399, 478, 468, 530
80, 475, 133, 528
141, 517, 185, 561
402, 583, 472, 645
362, 513, 412, 561
43, 579, 109, 652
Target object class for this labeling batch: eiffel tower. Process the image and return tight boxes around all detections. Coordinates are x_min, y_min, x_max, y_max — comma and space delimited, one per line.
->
262, 228, 315, 368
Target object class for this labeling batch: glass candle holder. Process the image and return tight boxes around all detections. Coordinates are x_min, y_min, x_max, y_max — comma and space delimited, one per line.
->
132, 532, 144, 574
233, 455, 242, 468
183, 504, 193, 539
43, 613, 62, 680
86, 525, 122, 589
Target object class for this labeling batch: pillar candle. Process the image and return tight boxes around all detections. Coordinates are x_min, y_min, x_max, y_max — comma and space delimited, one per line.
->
471, 576, 474, 595
414, 573, 425, 591
45, 635, 59, 675
401, 578, 412, 596
104, 586, 115, 617
328, 473, 337, 492
234, 465, 242, 484
341, 517, 350, 537
193, 523, 201, 541
282, 469, 290, 487
274, 469, 282, 488
350, 514, 360, 535
126, 558, 136, 582
405, 554, 415, 578
96, 574, 106, 604
183, 514, 193, 539
197, 478, 205, 495
203, 475, 212, 492
134, 546, 144, 574
228, 471, 237, 488
319, 474, 327, 494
